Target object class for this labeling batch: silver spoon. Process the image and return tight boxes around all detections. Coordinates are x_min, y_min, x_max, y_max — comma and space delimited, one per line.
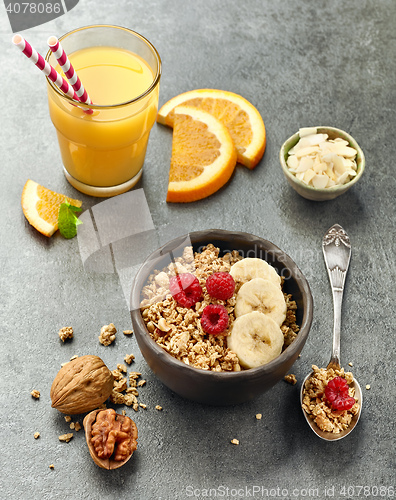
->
300, 224, 362, 441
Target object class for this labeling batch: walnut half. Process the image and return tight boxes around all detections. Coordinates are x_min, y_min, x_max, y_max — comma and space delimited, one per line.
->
83, 409, 138, 470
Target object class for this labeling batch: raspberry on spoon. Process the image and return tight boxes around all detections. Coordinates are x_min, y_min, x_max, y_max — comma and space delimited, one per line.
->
325, 376, 356, 411
200, 304, 229, 335
169, 273, 202, 308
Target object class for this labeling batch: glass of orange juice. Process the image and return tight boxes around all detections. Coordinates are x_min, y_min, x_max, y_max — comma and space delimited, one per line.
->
45, 25, 161, 197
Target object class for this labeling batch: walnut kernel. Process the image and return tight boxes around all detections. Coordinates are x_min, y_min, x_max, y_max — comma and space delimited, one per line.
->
83, 409, 138, 470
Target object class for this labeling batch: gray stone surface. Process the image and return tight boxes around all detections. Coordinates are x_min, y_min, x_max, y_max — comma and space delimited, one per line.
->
1, 1, 395, 499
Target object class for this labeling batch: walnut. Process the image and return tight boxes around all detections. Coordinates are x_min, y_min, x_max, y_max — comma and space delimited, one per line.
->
50, 355, 114, 414
99, 323, 117, 346
83, 409, 138, 470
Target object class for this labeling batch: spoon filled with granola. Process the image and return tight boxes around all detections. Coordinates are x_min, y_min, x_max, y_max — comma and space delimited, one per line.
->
300, 224, 362, 440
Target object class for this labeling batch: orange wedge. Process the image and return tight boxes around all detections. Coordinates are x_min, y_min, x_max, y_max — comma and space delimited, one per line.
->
157, 89, 266, 169
166, 105, 237, 203
21, 179, 82, 237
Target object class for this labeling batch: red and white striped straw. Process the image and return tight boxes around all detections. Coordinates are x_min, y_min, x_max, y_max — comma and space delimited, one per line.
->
12, 34, 80, 102
47, 36, 93, 106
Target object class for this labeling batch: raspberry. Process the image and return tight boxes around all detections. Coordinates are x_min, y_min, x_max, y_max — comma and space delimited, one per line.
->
206, 272, 235, 300
325, 376, 356, 411
200, 304, 229, 335
169, 273, 202, 308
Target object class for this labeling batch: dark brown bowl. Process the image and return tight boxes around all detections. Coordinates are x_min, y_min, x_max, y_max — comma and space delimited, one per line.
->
130, 229, 313, 405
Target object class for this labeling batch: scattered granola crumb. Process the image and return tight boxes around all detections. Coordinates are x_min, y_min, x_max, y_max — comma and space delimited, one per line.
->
59, 433, 74, 443
255, 413, 262, 420
74, 422, 81, 432
99, 323, 117, 346
284, 373, 297, 385
155, 405, 163, 411
123, 330, 133, 335
113, 378, 128, 393
58, 326, 73, 342
366, 384, 371, 390
302, 365, 359, 434
129, 371, 142, 381
70, 422, 75, 430
34, 432, 40, 439
109, 366, 147, 410
64, 416, 72, 423
124, 353, 135, 364
31, 390, 40, 399
117, 363, 127, 373
122, 410, 126, 416
348, 362, 353, 367
49, 464, 55, 469
231, 438, 239, 445
139, 403, 147, 409
112, 369, 124, 381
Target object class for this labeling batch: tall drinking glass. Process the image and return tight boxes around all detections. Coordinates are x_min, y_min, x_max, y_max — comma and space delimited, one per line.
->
46, 25, 161, 197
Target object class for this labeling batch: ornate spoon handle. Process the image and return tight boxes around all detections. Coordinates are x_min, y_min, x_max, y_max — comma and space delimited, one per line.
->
322, 224, 351, 370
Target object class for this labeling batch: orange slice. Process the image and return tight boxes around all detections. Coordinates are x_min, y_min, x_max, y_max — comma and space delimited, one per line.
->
166, 105, 237, 203
21, 179, 82, 237
157, 89, 266, 169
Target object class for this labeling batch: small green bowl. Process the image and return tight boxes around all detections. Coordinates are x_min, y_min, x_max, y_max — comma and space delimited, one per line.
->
279, 126, 365, 201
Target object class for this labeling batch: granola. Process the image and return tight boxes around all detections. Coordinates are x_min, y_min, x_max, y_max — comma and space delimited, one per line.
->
284, 373, 297, 385
140, 244, 299, 372
58, 326, 73, 342
99, 323, 117, 346
302, 365, 360, 433
59, 433, 74, 443
124, 354, 135, 364
109, 368, 147, 411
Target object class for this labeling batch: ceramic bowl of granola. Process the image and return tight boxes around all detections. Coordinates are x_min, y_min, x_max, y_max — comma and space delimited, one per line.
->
130, 229, 313, 405
279, 126, 365, 201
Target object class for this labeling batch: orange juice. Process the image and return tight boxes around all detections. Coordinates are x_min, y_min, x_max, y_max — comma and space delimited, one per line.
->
46, 26, 161, 197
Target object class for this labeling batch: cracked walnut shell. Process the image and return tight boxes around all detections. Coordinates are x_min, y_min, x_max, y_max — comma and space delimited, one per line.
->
83, 409, 138, 470
50, 355, 114, 415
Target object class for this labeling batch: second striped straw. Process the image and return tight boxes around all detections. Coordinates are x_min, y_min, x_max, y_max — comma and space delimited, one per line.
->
48, 36, 93, 111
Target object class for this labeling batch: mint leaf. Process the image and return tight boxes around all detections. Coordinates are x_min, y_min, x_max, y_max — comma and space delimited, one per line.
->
58, 201, 83, 239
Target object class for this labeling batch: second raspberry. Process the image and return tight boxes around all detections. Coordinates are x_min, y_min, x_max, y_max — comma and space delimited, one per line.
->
206, 272, 235, 300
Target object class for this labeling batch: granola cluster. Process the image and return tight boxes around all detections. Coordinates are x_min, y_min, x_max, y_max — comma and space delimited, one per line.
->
140, 244, 299, 372
99, 323, 117, 346
110, 365, 147, 412
302, 365, 360, 433
58, 326, 73, 342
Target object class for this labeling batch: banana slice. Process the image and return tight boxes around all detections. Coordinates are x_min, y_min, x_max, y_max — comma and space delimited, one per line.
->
227, 311, 284, 369
235, 278, 287, 326
230, 257, 281, 287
